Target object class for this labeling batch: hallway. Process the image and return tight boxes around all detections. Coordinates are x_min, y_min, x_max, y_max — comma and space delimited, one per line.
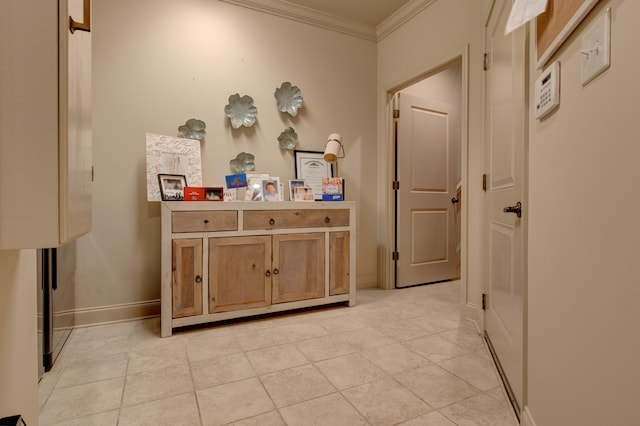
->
38, 281, 518, 425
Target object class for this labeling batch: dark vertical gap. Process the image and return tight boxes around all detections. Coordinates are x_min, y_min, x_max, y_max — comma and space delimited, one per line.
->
393, 116, 399, 288
484, 331, 521, 422
42, 249, 53, 370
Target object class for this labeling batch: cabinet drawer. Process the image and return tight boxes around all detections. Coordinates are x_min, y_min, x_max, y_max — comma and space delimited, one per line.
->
243, 209, 349, 230
172, 211, 237, 233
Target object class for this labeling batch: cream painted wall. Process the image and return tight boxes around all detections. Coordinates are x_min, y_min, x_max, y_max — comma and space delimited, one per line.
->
76, 0, 378, 318
377, 0, 488, 318
527, 1, 640, 424
0, 250, 38, 425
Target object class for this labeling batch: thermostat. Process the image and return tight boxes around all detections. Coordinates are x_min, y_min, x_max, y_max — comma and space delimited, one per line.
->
534, 61, 560, 119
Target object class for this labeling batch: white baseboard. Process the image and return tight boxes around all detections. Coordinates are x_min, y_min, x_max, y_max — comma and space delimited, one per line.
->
72, 276, 378, 328
73, 300, 161, 327
521, 406, 537, 426
462, 301, 483, 330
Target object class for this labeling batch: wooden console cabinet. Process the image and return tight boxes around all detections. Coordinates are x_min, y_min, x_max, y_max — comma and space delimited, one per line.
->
161, 202, 356, 337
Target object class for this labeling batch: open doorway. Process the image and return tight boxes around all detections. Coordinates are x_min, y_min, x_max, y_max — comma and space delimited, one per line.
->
391, 58, 463, 288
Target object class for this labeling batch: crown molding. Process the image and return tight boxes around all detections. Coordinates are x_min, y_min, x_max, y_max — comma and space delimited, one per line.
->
220, 0, 438, 42
219, 0, 377, 41
376, 0, 438, 41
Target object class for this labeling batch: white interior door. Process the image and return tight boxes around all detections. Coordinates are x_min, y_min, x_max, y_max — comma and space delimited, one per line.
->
484, 0, 527, 415
395, 92, 459, 288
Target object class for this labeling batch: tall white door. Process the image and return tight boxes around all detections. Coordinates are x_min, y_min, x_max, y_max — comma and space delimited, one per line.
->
395, 92, 459, 288
484, 0, 527, 415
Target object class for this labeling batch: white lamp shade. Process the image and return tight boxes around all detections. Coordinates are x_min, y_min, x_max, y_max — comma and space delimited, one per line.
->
324, 133, 343, 163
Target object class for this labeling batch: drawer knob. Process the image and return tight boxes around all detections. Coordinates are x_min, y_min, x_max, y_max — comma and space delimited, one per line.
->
273, 268, 279, 275
325, 216, 331, 224
265, 270, 271, 277
203, 219, 210, 224
195, 275, 202, 283
269, 218, 275, 225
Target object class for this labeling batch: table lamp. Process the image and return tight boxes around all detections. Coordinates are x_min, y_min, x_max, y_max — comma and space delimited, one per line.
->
323, 133, 344, 176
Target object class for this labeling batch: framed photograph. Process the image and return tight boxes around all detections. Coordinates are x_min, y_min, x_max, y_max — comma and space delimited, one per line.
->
262, 178, 280, 202
205, 187, 224, 201
289, 179, 305, 201
158, 174, 187, 201
225, 173, 248, 189
294, 150, 333, 201
536, 0, 600, 68
245, 173, 269, 201
294, 186, 315, 202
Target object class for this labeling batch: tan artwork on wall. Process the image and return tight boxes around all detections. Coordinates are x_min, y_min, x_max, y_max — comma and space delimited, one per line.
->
536, 0, 600, 68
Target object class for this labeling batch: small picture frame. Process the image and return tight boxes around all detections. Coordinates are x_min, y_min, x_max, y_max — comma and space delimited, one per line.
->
294, 186, 315, 202
158, 174, 187, 201
289, 179, 305, 201
205, 187, 224, 201
262, 178, 280, 202
245, 173, 269, 201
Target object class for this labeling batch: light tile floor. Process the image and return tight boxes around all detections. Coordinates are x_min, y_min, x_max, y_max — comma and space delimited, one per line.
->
39, 281, 519, 425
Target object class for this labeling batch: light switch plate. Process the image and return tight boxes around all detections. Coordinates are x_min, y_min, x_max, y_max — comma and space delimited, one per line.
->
581, 8, 610, 86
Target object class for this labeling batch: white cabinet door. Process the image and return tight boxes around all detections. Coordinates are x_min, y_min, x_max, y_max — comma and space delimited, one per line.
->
0, 0, 92, 249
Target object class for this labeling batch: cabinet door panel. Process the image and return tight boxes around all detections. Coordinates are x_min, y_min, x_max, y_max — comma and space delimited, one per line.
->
329, 232, 350, 295
209, 236, 271, 313
172, 239, 203, 318
272, 233, 325, 303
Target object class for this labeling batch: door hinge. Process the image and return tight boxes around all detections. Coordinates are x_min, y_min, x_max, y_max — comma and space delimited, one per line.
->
483, 53, 489, 71
482, 293, 487, 310
392, 181, 399, 190
392, 251, 399, 261
482, 174, 487, 192
393, 109, 400, 119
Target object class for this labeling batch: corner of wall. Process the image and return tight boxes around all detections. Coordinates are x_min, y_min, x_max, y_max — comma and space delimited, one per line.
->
521, 406, 537, 426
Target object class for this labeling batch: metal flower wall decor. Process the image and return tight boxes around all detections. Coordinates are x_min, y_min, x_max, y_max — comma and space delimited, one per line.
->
278, 127, 298, 150
178, 118, 206, 140
224, 94, 257, 129
230, 152, 256, 173
274, 82, 303, 117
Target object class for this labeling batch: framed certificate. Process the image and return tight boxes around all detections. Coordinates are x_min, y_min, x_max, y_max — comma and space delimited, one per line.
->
294, 150, 333, 201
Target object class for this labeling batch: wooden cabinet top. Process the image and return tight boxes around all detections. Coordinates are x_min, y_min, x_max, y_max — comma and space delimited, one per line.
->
162, 201, 356, 213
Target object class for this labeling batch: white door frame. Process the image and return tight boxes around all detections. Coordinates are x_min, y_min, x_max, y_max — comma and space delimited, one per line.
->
380, 46, 470, 297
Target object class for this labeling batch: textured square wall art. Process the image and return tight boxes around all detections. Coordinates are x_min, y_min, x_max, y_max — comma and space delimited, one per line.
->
146, 133, 203, 201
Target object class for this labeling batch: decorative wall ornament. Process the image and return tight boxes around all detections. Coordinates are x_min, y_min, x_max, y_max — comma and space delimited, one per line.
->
277, 127, 298, 150
274, 82, 303, 117
178, 118, 206, 140
146, 133, 202, 201
230, 152, 256, 173
224, 94, 257, 128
